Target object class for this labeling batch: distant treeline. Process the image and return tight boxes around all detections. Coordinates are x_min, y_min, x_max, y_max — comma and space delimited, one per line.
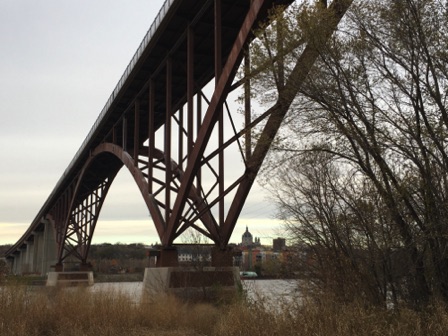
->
89, 243, 148, 260
0, 243, 149, 274
0, 245, 12, 257
0, 243, 147, 260
88, 243, 149, 274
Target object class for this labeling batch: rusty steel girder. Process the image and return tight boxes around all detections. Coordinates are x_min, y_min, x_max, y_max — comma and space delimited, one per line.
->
4, 0, 352, 268
55, 0, 288, 265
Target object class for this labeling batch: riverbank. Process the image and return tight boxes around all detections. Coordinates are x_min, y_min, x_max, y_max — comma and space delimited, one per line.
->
2, 272, 145, 285
2, 281, 448, 335
3, 273, 294, 285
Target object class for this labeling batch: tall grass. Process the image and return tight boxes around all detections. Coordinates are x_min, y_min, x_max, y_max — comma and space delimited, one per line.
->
2, 283, 448, 335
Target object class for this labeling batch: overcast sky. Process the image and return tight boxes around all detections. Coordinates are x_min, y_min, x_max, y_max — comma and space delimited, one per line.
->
0, 0, 283, 247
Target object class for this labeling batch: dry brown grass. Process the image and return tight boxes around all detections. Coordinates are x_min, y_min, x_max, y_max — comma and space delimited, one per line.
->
2, 283, 448, 335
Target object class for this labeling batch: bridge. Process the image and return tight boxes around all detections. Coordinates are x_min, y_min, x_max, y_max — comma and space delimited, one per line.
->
4, 0, 350, 278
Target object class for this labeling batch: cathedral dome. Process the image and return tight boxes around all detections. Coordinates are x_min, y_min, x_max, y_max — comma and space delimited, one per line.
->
242, 226, 253, 247
242, 226, 253, 238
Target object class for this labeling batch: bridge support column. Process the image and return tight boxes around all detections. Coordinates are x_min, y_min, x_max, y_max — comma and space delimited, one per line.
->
42, 219, 58, 273
46, 271, 94, 286
11, 253, 20, 275
211, 247, 234, 267
10, 256, 16, 274
34, 231, 45, 275
25, 241, 34, 274
16, 249, 25, 274
156, 247, 179, 267
53, 264, 63, 272
31, 235, 40, 274
142, 266, 241, 302
80, 262, 93, 271
143, 246, 240, 302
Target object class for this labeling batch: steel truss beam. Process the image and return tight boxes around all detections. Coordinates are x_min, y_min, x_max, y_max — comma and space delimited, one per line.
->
59, 0, 351, 264
5, 0, 352, 267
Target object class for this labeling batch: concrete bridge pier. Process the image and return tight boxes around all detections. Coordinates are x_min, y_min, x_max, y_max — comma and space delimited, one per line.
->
47, 261, 94, 286
42, 219, 58, 273
143, 246, 241, 302
30, 235, 41, 273
45, 218, 94, 286
24, 240, 34, 273
34, 229, 48, 275
11, 248, 24, 274
6, 219, 59, 276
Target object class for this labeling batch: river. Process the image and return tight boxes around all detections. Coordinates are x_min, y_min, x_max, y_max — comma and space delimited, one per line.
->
90, 279, 300, 307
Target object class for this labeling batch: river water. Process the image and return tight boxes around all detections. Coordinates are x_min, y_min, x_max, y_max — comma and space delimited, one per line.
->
90, 279, 300, 307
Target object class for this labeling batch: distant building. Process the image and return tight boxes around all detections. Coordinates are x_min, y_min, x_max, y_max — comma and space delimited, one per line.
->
234, 233, 290, 272
242, 226, 253, 247
241, 226, 261, 247
177, 245, 211, 265
273, 238, 286, 252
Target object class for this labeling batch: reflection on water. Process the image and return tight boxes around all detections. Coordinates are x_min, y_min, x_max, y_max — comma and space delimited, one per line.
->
90, 281, 143, 299
242, 279, 300, 306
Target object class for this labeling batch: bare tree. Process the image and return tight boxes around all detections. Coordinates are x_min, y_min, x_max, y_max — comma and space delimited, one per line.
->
253, 0, 448, 308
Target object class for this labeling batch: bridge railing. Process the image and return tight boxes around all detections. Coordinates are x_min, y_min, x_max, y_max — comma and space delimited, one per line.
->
64, 0, 176, 188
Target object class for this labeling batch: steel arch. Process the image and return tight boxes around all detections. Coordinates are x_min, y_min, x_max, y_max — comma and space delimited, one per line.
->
57, 141, 221, 265
4, 0, 353, 272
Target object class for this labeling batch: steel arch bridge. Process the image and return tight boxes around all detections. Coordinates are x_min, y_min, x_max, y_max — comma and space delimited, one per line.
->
4, 0, 351, 274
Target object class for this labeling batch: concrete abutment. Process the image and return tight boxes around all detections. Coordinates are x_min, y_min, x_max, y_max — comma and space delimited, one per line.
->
142, 266, 241, 302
